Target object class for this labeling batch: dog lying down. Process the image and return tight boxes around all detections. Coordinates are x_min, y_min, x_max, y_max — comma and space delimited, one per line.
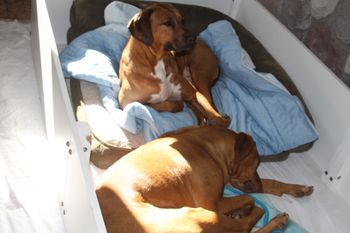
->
96, 126, 313, 233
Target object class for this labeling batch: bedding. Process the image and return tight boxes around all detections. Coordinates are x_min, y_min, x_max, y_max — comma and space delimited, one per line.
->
67, 0, 317, 164
60, 1, 318, 156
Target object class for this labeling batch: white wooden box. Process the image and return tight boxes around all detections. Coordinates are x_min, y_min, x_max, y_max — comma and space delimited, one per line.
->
31, 0, 350, 232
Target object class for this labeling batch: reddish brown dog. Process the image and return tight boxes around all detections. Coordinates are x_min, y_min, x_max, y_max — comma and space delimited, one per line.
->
118, 3, 230, 127
96, 126, 313, 233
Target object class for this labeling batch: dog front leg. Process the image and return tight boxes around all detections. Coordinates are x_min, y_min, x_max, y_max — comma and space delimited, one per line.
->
261, 179, 313, 197
252, 213, 289, 233
217, 196, 289, 233
220, 192, 289, 233
216, 195, 262, 232
217, 195, 255, 218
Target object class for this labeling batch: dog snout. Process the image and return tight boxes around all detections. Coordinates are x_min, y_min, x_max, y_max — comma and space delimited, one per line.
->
174, 31, 196, 52
184, 32, 196, 47
243, 180, 255, 193
185, 33, 195, 45
243, 178, 263, 193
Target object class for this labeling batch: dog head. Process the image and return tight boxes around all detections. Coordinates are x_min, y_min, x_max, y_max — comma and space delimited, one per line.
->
229, 132, 263, 193
128, 3, 196, 53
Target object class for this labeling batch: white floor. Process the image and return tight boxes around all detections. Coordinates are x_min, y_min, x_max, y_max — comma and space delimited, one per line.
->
0, 21, 65, 233
259, 153, 350, 233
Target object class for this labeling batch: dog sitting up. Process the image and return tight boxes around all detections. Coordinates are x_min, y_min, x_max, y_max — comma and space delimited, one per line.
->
118, 3, 230, 127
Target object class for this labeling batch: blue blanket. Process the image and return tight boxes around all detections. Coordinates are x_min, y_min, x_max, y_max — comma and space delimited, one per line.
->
59, 4, 318, 156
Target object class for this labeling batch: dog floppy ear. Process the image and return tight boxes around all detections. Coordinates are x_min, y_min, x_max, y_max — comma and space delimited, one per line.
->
234, 132, 257, 162
231, 132, 263, 193
128, 8, 154, 46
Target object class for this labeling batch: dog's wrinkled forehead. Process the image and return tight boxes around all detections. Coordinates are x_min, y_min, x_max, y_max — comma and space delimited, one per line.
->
150, 3, 183, 21
128, 3, 184, 46
233, 132, 260, 165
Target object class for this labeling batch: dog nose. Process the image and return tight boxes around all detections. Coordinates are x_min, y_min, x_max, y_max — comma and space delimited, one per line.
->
243, 179, 263, 193
186, 35, 195, 44
186, 34, 196, 44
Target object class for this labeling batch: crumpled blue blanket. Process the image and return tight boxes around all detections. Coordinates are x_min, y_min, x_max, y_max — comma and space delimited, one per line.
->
59, 2, 318, 156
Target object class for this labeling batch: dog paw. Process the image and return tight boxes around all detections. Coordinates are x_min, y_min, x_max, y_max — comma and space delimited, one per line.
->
271, 213, 289, 229
226, 203, 254, 219
289, 185, 314, 198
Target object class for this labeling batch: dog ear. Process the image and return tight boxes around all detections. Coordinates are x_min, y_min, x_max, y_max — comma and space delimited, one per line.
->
128, 9, 154, 46
234, 132, 257, 162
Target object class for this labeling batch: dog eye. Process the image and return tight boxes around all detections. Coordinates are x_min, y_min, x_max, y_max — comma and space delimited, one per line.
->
162, 20, 175, 28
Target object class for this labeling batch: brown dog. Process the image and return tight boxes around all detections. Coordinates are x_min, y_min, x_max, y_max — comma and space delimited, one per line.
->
118, 3, 230, 127
96, 126, 313, 233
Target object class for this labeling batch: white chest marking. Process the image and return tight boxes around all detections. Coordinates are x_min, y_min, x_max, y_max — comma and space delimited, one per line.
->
149, 59, 182, 103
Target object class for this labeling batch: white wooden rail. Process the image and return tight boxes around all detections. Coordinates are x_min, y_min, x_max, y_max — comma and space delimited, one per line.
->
31, 0, 107, 232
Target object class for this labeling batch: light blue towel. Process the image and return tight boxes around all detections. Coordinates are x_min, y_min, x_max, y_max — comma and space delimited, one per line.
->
59, 5, 318, 156
224, 185, 309, 233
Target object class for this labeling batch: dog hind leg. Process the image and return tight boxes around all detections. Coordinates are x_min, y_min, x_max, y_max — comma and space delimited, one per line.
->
261, 179, 314, 197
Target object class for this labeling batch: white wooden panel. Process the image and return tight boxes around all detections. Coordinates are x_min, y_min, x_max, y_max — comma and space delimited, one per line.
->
330, 129, 350, 204
32, 0, 107, 232
40, 0, 350, 228
31, 0, 54, 138
230, 0, 350, 204
45, 0, 72, 46
51, 53, 107, 233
